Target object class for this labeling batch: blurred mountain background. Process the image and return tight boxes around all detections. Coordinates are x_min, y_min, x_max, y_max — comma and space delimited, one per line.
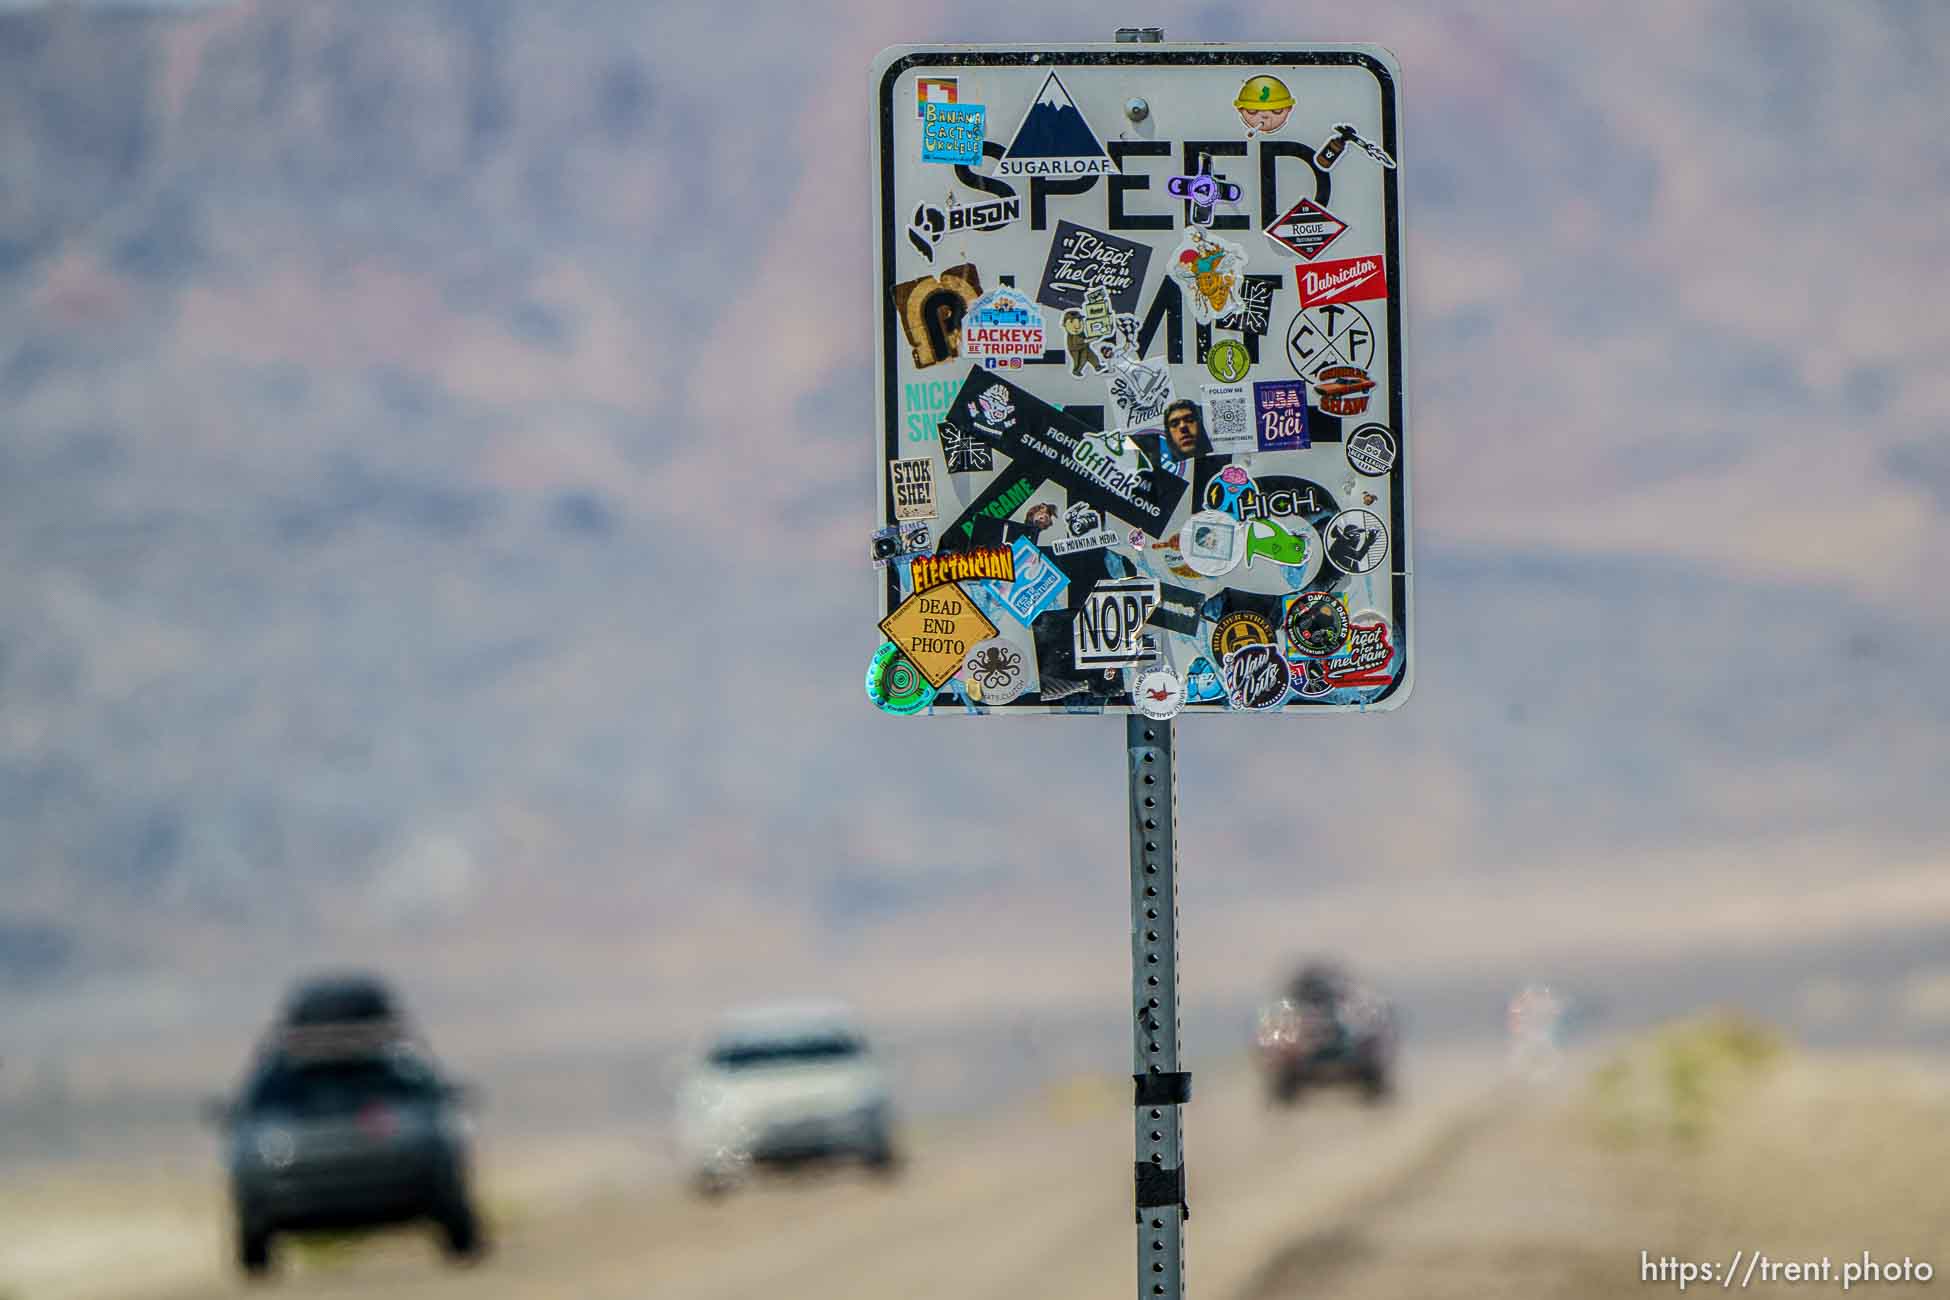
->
1, 0, 1947, 1126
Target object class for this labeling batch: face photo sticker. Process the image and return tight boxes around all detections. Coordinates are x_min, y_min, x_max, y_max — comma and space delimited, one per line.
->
1181, 510, 1245, 578
1325, 508, 1389, 576
1283, 590, 1351, 658
1162, 399, 1211, 465
1233, 75, 1295, 137
893, 264, 983, 369
1345, 424, 1398, 477
1170, 228, 1249, 326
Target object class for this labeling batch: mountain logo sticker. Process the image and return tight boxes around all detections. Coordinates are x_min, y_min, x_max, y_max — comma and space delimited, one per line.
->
995, 72, 1117, 179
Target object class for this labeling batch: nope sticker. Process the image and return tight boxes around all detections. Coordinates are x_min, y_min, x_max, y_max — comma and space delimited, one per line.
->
878, 582, 1000, 687
1074, 577, 1160, 668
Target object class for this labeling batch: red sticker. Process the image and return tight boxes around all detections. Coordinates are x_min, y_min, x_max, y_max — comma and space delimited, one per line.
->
1294, 255, 1389, 308
1263, 198, 1348, 261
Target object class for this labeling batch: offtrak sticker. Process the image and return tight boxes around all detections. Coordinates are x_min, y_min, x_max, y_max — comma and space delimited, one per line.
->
871, 520, 932, 568
1346, 424, 1399, 477
916, 76, 958, 116
961, 286, 1046, 368
1324, 508, 1389, 576
1170, 228, 1249, 326
1286, 301, 1376, 389
1232, 75, 1296, 137
1202, 382, 1256, 454
1283, 590, 1351, 659
1264, 198, 1349, 261
995, 72, 1117, 179
961, 638, 1028, 705
921, 101, 986, 166
1224, 642, 1290, 710
1295, 255, 1389, 309
1253, 379, 1310, 452
889, 457, 938, 521
879, 581, 1000, 688
866, 641, 933, 715
1324, 612, 1398, 688
1074, 578, 1161, 669
1181, 510, 1245, 577
1211, 609, 1275, 665
1038, 220, 1152, 315
1207, 340, 1251, 384
907, 192, 1022, 262
1107, 355, 1173, 428
1184, 656, 1225, 703
942, 369, 1189, 538
893, 264, 982, 369
983, 534, 1070, 626
1311, 366, 1376, 417
1134, 667, 1186, 720
910, 546, 1016, 592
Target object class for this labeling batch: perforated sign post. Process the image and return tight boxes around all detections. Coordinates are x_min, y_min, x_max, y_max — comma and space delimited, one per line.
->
871, 29, 1408, 1298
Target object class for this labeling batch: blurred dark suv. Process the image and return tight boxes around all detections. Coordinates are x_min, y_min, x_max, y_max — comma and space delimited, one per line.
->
208, 975, 483, 1277
1254, 962, 1397, 1105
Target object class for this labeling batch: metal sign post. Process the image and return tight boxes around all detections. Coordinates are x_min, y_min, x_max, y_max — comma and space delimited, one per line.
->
870, 29, 1411, 1300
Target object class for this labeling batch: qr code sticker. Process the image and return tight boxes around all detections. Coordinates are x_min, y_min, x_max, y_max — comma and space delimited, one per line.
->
1202, 382, 1254, 453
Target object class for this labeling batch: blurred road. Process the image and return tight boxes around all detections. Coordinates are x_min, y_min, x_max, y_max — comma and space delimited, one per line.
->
94, 1047, 1496, 1300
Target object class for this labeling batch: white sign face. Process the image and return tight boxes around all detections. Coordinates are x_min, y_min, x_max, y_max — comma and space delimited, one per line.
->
870, 43, 1412, 715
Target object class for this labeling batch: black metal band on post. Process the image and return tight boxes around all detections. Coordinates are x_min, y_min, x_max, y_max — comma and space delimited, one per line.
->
1132, 1071, 1192, 1106
1134, 1161, 1189, 1217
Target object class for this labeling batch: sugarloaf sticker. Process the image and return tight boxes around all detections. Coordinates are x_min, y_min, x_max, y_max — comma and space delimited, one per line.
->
866, 641, 933, 714
909, 546, 1015, 592
1223, 642, 1290, 710
1074, 578, 1160, 669
1286, 301, 1376, 389
893, 264, 982, 369
1134, 667, 1186, 720
961, 637, 1028, 705
1324, 613, 1397, 688
1324, 508, 1389, 575
871, 520, 931, 568
983, 534, 1070, 626
1346, 424, 1398, 477
1253, 379, 1310, 451
1232, 75, 1296, 137
1170, 228, 1248, 326
1264, 198, 1349, 261
995, 72, 1117, 179
907, 192, 1022, 262
889, 457, 937, 521
921, 101, 986, 166
1211, 609, 1275, 665
1037, 220, 1152, 314
941, 369, 1189, 538
1283, 590, 1350, 659
1295, 255, 1389, 309
879, 581, 1000, 688
961, 286, 1046, 369
1181, 509, 1245, 577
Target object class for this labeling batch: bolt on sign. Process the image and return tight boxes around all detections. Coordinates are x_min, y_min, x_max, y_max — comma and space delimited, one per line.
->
870, 42, 1412, 715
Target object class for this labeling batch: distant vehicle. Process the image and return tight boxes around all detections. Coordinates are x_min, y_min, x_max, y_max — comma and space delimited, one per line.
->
676, 1002, 900, 1196
207, 976, 483, 1277
1255, 962, 1397, 1105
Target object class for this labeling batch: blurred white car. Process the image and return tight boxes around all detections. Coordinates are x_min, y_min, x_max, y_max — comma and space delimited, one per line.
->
676, 1002, 900, 1195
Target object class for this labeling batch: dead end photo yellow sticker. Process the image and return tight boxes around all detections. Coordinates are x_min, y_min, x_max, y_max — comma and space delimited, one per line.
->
877, 582, 999, 688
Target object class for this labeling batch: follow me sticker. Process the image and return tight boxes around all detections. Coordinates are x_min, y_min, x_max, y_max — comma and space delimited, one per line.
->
922, 102, 986, 165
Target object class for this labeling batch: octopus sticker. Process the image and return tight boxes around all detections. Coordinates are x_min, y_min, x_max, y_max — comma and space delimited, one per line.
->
961, 638, 1028, 705
1169, 228, 1248, 327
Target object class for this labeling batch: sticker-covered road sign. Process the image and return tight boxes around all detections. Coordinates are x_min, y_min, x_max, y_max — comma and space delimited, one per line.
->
872, 43, 1411, 715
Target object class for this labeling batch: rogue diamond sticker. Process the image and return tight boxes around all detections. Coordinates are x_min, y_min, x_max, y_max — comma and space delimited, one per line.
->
1263, 198, 1349, 261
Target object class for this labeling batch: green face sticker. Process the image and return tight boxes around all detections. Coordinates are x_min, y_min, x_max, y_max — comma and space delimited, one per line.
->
866, 641, 932, 714
1206, 339, 1251, 384
1244, 517, 1311, 568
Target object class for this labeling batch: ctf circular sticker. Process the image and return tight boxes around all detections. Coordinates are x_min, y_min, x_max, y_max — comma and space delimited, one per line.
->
1283, 590, 1351, 658
1133, 667, 1186, 720
1223, 642, 1290, 711
1181, 509, 1245, 577
961, 638, 1027, 706
1345, 423, 1398, 477
1206, 339, 1251, 384
1286, 301, 1376, 383
1324, 508, 1389, 575
866, 641, 932, 715
1210, 609, 1275, 666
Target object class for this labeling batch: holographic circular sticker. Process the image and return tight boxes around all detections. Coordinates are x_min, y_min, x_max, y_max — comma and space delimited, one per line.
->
866, 641, 932, 715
